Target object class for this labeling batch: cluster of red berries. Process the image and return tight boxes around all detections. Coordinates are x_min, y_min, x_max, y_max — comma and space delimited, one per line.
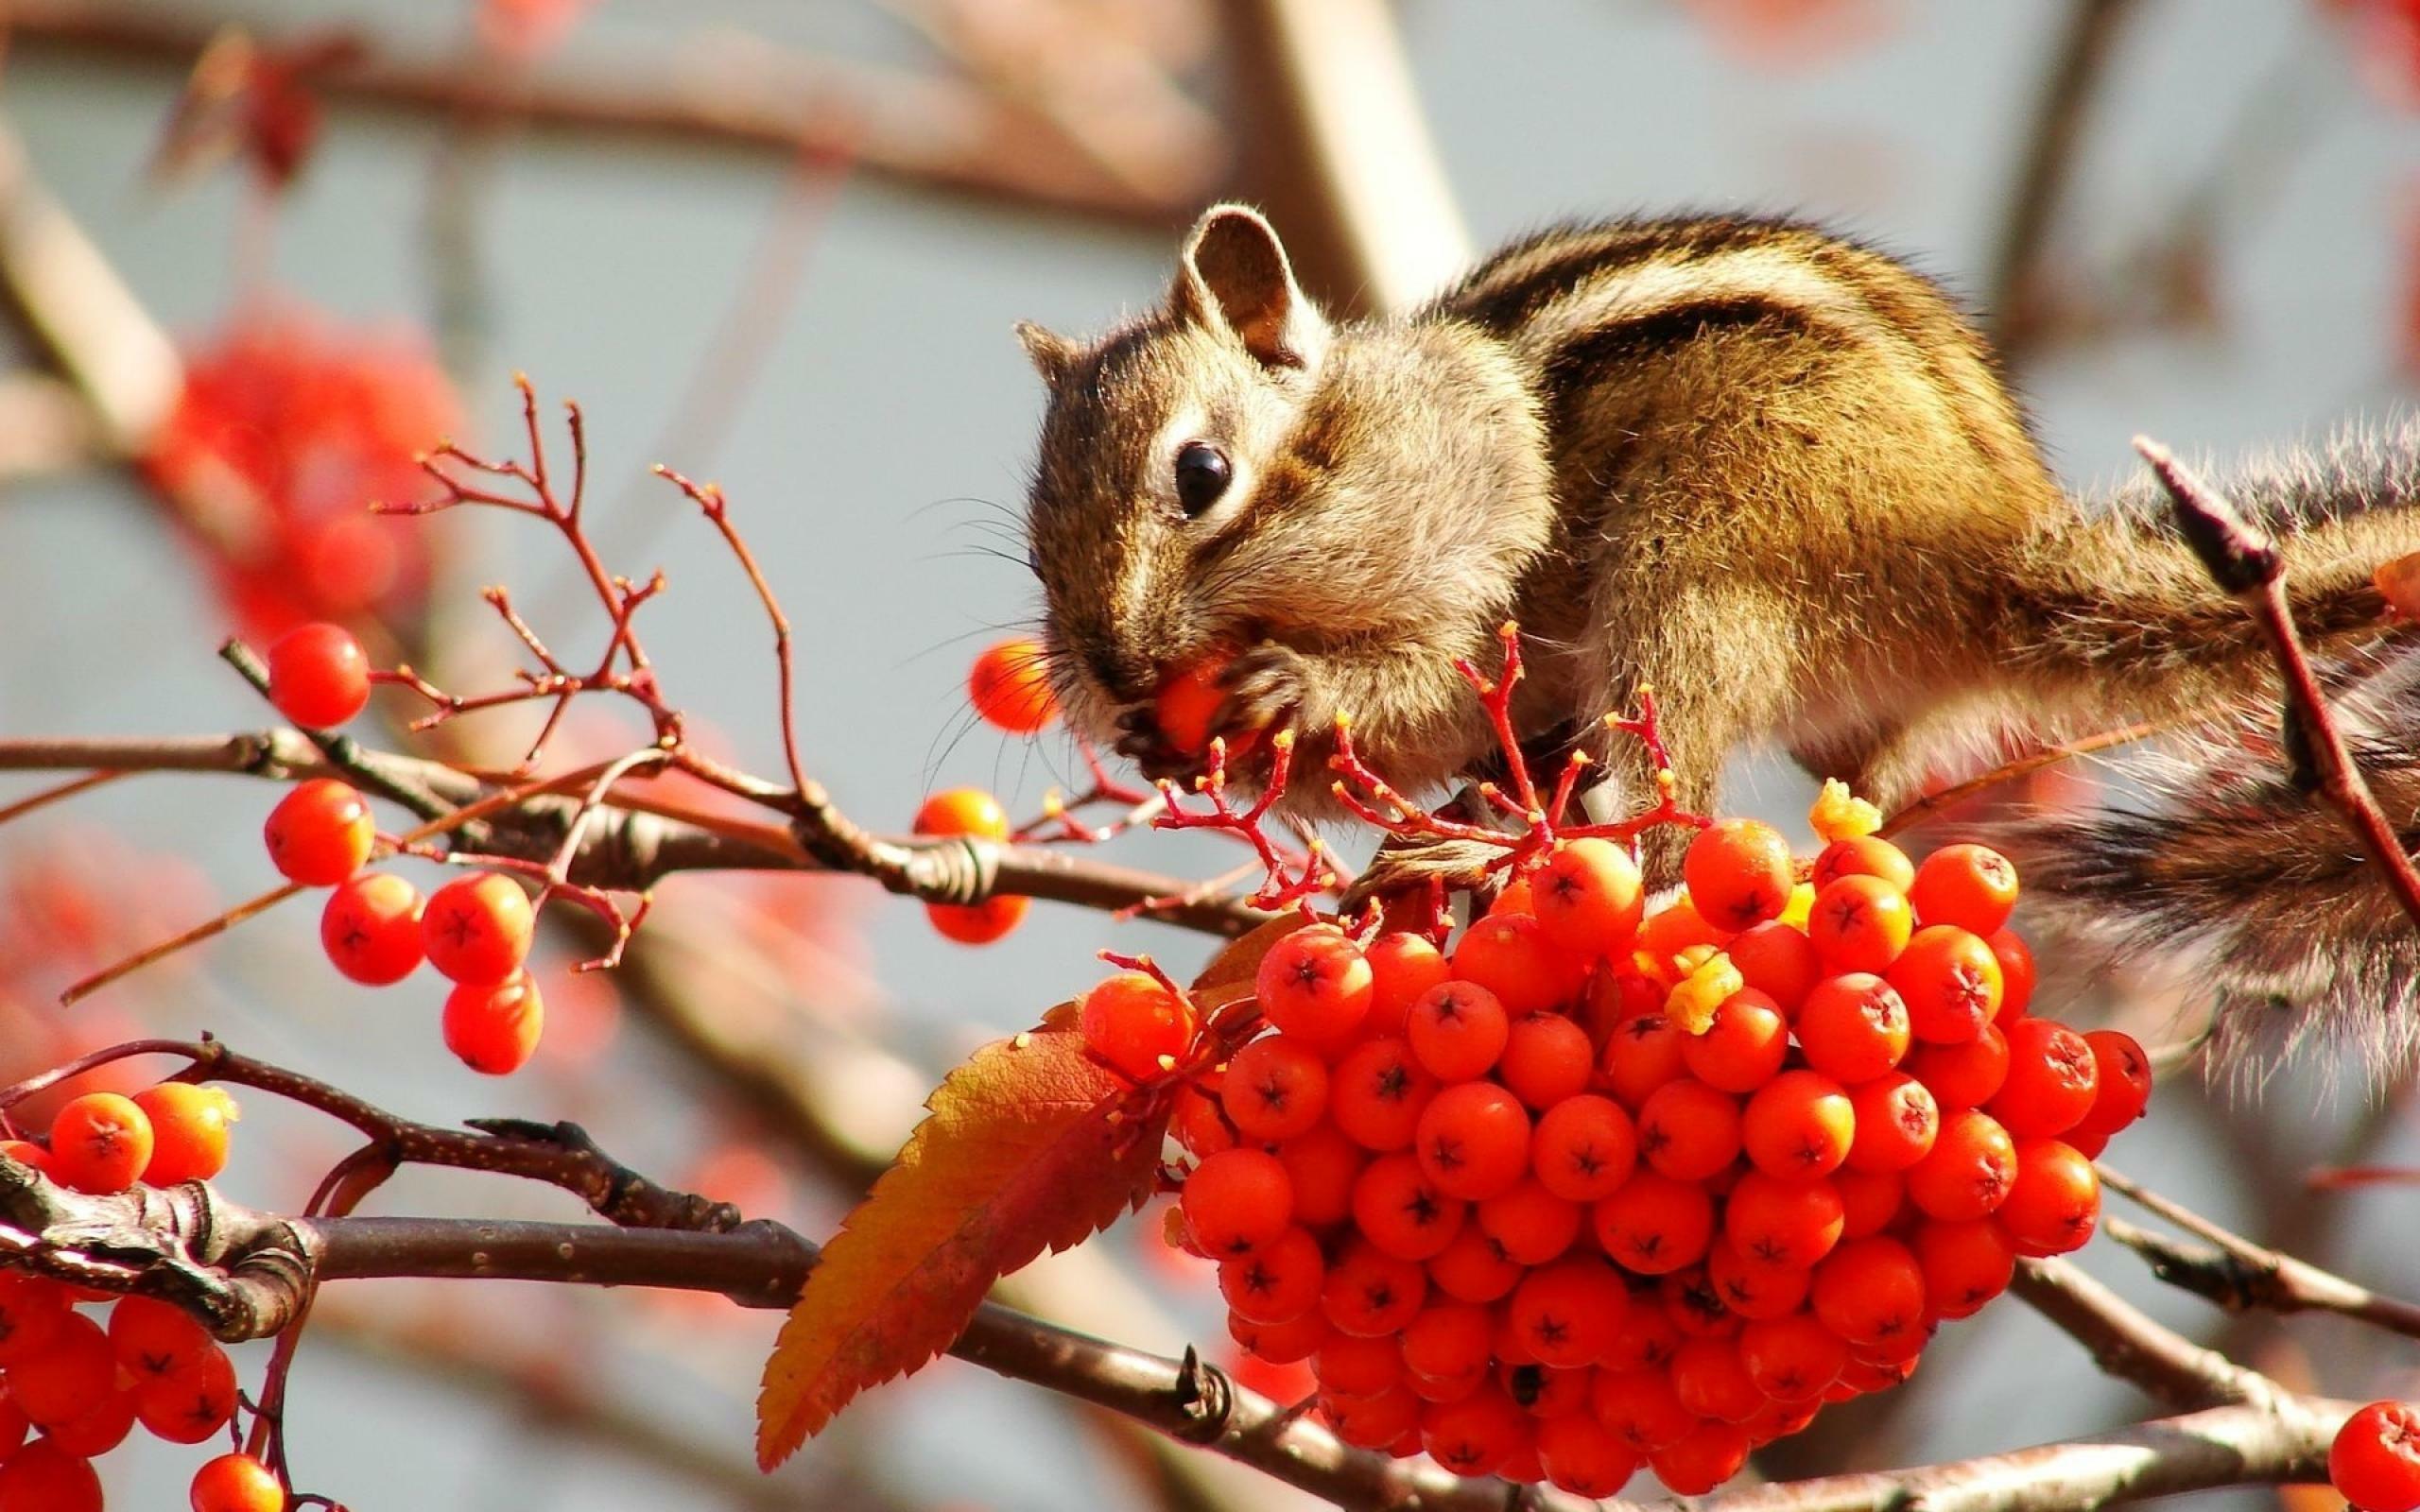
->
2335, 1400, 2420, 1512
0, 1093, 285, 1510
261, 622, 545, 1074
1079, 792, 2152, 1496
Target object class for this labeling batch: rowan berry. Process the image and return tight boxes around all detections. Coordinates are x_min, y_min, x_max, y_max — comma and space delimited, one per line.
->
1219, 1227, 1326, 1323
1363, 931, 1448, 1037
2073, 1028, 2153, 1136
1887, 925, 2002, 1044
1685, 819, 1795, 931
191, 1452, 287, 1512
1535, 1410, 1641, 1498
108, 1296, 215, 1383
1073, 971, 1190, 1081
1811, 833, 1914, 893
442, 971, 545, 1075
46, 1383, 135, 1457
1507, 1359, 1592, 1418
1171, 1088, 1233, 1160
1907, 842, 2020, 935
1421, 1383, 1532, 1478
1183, 1148, 1294, 1256
48, 1091, 154, 1194
1988, 928, 2035, 1021
1321, 1240, 1426, 1337
1837, 1353, 1922, 1397
135, 1340, 238, 1443
422, 871, 536, 986
1910, 1218, 2015, 1318
1595, 1016, 1680, 1111
1321, 1383, 1421, 1449
1274, 1125, 1363, 1228
1705, 1238, 1811, 1321
1671, 1336, 1766, 1422
1257, 926, 1374, 1048
1810, 1236, 1927, 1347
1741, 1070, 1854, 1179
1592, 1170, 1716, 1274
1499, 1012, 1594, 1108
1328, 1037, 1439, 1151
923, 895, 1028, 945
1402, 1302, 1495, 1394
1352, 1153, 1468, 1261
1905, 1108, 2017, 1222
1230, 1306, 1329, 1364
911, 786, 1010, 840
267, 621, 372, 729
1490, 876, 1537, 919
1737, 1312, 1846, 1401
1905, 1022, 2010, 1109
263, 779, 375, 885
968, 636, 1057, 733
1806, 874, 1913, 973
2330, 1400, 2420, 1512
1451, 912, 1577, 1015
1682, 989, 1789, 1092
1995, 1138, 2100, 1256
1637, 1078, 1742, 1182
1533, 838, 1646, 956
1637, 895, 1728, 974
0, 1275, 69, 1366
133, 1083, 240, 1186
1427, 1224, 1527, 1303
7, 1312, 112, 1425
1726, 919, 1822, 1014
1477, 1176, 1584, 1265
1723, 1170, 1845, 1269
1795, 972, 1911, 1084
1649, 1418, 1750, 1495
320, 871, 424, 984
1215, 1038, 1320, 1143
1406, 981, 1510, 1082
1312, 1331, 1403, 1399
1663, 1263, 1742, 1339
0, 1438, 102, 1512
1989, 1019, 2099, 1137
1603, 1304, 1683, 1373
1530, 1094, 1638, 1203
1506, 1258, 1629, 1368
1834, 1166, 1906, 1238
1845, 1073, 1939, 1173
1591, 1367, 1696, 1452
1414, 1082, 1531, 1201
1743, 1393, 1824, 1446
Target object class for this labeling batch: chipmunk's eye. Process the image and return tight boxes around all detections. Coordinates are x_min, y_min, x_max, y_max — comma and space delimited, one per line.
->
1173, 442, 1232, 517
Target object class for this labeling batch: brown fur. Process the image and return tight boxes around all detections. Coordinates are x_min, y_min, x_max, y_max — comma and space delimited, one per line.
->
1017, 206, 2419, 887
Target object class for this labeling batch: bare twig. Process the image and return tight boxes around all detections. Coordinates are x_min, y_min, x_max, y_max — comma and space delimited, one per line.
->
2134, 436, 2420, 930
2009, 1256, 2277, 1409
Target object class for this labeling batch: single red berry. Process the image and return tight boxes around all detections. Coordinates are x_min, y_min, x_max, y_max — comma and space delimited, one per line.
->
1911, 1218, 2015, 1318
1995, 1138, 2100, 1256
1219, 1227, 1327, 1324
1229, 1305, 1329, 1365
2331, 1400, 2420, 1512
1685, 819, 1795, 931
911, 787, 1010, 840
1321, 1239, 1428, 1337
1987, 928, 2035, 1021
1810, 1235, 1927, 1348
1592, 1367, 1696, 1453
1275, 1124, 1364, 1227
1795, 971, 1912, 1084
1705, 1238, 1812, 1322
1845, 1072, 1940, 1174
1648, 1417, 1751, 1495
2072, 1027, 2154, 1137
442, 971, 546, 1074
1741, 1070, 1855, 1179
1079, 971, 1195, 1081
1806, 874, 1914, 974
47, 1091, 155, 1194
1530, 1093, 1638, 1203
1407, 980, 1511, 1082
1415, 1081, 1532, 1202
1401, 1301, 1496, 1394
0, 1438, 102, 1512
1450, 912, 1578, 1016
1908, 844, 2020, 935
1601, 1305, 1683, 1375
135, 1083, 239, 1186
1535, 1409, 1641, 1498
1532, 838, 1646, 957
262, 778, 375, 885
1662, 1263, 1740, 1340
1811, 834, 1914, 893
109, 1296, 216, 1383
1592, 1170, 1716, 1275
967, 637, 1058, 733
1498, 1011, 1594, 1108
1834, 1165, 1907, 1238
1887, 926, 2003, 1045
43, 1385, 135, 1457
924, 895, 1028, 944
320, 871, 425, 984
1420, 1382, 1532, 1478
421, 871, 536, 986
1905, 1022, 2011, 1109
1505, 1258, 1629, 1369
1319, 1382, 1421, 1449
267, 621, 371, 728
1737, 1312, 1847, 1401
1726, 919, 1822, 1015
1989, 1019, 2100, 1137
0, 1274, 71, 1367
134, 1340, 239, 1443
1476, 1175, 1584, 1266
1256, 926, 1374, 1048
1221, 1033, 1325, 1140
1351, 1153, 1469, 1261
1682, 989, 1789, 1093
1362, 932, 1449, 1038
1328, 1036, 1440, 1152
1184, 1148, 1294, 1257
1906, 1108, 2018, 1222
1427, 1223, 1527, 1303
7, 1312, 113, 1425
1724, 1170, 1845, 1270
1637, 1077, 1743, 1183
191, 1452, 287, 1512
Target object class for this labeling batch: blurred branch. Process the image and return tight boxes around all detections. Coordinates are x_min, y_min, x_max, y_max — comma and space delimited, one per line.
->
6, 0, 1211, 226
0, 370, 100, 478
1212, 0, 1467, 317
2010, 1256, 2276, 1409
1985, 0, 2138, 362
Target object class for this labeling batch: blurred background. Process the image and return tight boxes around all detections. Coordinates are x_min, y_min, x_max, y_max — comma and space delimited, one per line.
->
2, 0, 2418, 1507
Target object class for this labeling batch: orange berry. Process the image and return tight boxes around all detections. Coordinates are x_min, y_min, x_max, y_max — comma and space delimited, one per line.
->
1221, 1034, 1326, 1140
421, 871, 535, 987
1905, 1022, 2011, 1109
1532, 838, 1645, 955
1810, 1236, 1927, 1348
1599, 1012, 1688, 1110
1705, 1238, 1812, 1322
1737, 1313, 1846, 1401
1724, 1170, 1845, 1269
1530, 1093, 1638, 1203
968, 636, 1058, 734
1592, 1170, 1716, 1274
1911, 1218, 2015, 1318
1905, 1108, 2018, 1222
1682, 989, 1789, 1093
1908, 843, 2020, 935
1328, 1037, 1438, 1151
1152, 654, 1232, 756
442, 971, 546, 1075
191, 1452, 286, 1512
2073, 1028, 2153, 1137
1741, 1070, 1855, 1179
1079, 971, 1196, 1081
1995, 1138, 2100, 1256
1685, 819, 1795, 931
911, 787, 1010, 839
133, 1083, 238, 1186
1362, 932, 1448, 1038
1183, 1148, 1294, 1257
1634, 896, 1727, 973
1811, 834, 1914, 893
1415, 1082, 1532, 1202
1256, 926, 1374, 1048
320, 871, 424, 985
1407, 980, 1510, 1082
1844, 1073, 1939, 1174
1987, 927, 2035, 1021
1637, 1078, 1742, 1182
1352, 1153, 1468, 1261
1725, 920, 1821, 1015
262, 779, 375, 885
1450, 912, 1577, 1016
266, 621, 371, 729
1887, 926, 2002, 1045
1497, 1012, 1594, 1108
924, 895, 1028, 944
1834, 1166, 1907, 1238
1806, 874, 1913, 974
1671, 1335, 1766, 1423
1989, 1019, 2100, 1137
47, 1092, 154, 1194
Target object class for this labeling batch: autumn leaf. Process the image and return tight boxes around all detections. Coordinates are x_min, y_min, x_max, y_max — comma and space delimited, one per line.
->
754, 1015, 1168, 1468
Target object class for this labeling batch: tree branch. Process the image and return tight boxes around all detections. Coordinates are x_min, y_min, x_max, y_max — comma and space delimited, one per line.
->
2010, 1256, 2277, 1409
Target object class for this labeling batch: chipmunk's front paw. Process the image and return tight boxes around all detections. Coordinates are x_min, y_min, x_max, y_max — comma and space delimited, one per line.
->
1112, 706, 1197, 783
1213, 641, 1311, 739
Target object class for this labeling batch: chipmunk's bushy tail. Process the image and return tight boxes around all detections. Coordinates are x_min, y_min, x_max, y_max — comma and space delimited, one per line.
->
2006, 640, 2420, 1085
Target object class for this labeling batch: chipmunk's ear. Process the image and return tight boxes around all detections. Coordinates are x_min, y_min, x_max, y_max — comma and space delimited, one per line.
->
1171, 204, 1328, 371
1014, 321, 1078, 388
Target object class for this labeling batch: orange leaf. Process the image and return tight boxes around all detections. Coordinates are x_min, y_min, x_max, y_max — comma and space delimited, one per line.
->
754, 1017, 1168, 1467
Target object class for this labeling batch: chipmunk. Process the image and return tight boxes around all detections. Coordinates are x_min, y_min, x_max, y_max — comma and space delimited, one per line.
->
1013, 205, 2420, 996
